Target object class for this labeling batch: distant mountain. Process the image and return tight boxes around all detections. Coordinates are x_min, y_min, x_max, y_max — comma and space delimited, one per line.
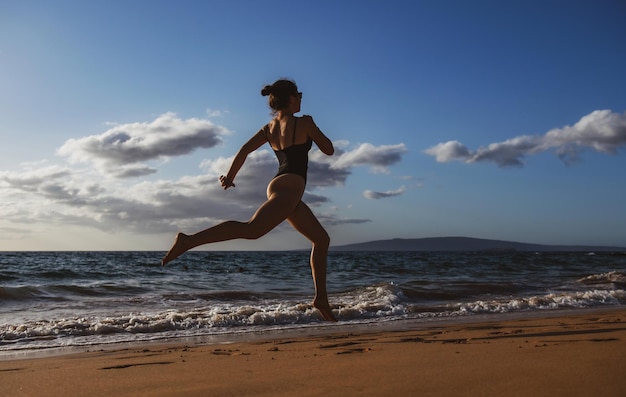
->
329, 236, 626, 252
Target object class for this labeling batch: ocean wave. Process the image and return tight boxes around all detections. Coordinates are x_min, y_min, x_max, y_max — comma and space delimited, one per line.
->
4, 285, 623, 340
0, 274, 18, 282
0, 285, 54, 301
449, 289, 625, 315
0, 284, 150, 302
333, 282, 626, 319
0, 303, 325, 346
398, 280, 526, 302
161, 290, 287, 303
1, 282, 624, 352
38, 269, 82, 280
333, 283, 408, 319
578, 271, 626, 287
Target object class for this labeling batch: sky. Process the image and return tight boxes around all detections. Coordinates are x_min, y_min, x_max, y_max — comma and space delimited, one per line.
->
1, 0, 625, 251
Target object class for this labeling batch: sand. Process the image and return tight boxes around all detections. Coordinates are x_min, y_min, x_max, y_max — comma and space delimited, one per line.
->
1, 308, 625, 397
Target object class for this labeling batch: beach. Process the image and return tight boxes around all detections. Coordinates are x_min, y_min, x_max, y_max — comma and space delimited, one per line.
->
1, 308, 624, 397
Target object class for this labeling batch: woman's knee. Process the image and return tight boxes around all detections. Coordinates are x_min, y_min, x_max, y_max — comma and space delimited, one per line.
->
241, 221, 272, 240
315, 229, 330, 248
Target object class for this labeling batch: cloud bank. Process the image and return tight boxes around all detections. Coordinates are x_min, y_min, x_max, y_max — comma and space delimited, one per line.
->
1, 113, 408, 237
425, 110, 626, 167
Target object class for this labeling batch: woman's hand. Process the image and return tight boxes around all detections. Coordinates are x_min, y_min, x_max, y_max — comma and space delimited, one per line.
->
220, 175, 236, 189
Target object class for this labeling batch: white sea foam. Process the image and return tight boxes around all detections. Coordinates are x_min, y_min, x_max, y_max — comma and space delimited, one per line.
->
3, 284, 624, 353
578, 271, 626, 286
452, 289, 625, 315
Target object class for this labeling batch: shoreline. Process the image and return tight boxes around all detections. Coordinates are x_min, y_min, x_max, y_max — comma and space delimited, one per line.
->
2, 306, 625, 396
1, 305, 623, 361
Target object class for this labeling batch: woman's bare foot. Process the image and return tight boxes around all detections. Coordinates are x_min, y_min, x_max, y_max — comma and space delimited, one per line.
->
313, 297, 338, 322
161, 233, 190, 266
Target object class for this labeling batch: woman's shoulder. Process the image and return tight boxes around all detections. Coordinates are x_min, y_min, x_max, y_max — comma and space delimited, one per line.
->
297, 114, 317, 126
262, 118, 279, 130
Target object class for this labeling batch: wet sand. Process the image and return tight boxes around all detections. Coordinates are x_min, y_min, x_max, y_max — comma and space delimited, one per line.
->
1, 308, 625, 397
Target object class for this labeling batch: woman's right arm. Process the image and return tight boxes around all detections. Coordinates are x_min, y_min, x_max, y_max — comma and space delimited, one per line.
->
222, 129, 267, 189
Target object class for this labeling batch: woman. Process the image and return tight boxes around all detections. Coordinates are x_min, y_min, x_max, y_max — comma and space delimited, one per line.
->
161, 79, 337, 322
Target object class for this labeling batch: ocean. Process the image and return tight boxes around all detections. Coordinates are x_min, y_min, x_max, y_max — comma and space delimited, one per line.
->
1, 250, 625, 356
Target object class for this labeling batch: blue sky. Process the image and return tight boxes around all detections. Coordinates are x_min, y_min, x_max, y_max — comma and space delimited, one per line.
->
1, 0, 625, 251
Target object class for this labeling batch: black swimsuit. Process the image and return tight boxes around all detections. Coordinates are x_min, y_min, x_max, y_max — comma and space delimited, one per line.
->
267, 117, 312, 182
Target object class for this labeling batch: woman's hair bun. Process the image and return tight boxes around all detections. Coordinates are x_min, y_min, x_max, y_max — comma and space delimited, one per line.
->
261, 79, 298, 112
261, 85, 273, 96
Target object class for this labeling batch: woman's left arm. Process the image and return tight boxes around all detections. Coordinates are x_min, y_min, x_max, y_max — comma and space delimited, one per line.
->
305, 116, 334, 155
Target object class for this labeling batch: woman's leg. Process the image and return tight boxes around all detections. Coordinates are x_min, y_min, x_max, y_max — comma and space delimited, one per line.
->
161, 175, 304, 266
287, 201, 337, 322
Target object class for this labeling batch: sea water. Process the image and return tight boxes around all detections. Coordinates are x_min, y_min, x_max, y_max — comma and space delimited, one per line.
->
1, 250, 625, 355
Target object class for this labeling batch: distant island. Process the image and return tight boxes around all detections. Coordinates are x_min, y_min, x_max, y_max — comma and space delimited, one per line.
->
329, 237, 626, 252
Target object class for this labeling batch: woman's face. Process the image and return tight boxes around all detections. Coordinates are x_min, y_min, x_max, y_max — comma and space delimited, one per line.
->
290, 92, 302, 114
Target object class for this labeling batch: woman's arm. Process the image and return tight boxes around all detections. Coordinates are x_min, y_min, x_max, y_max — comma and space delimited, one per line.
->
304, 115, 334, 155
221, 129, 267, 189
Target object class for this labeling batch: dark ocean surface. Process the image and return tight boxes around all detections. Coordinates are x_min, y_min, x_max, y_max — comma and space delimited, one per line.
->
1, 250, 625, 355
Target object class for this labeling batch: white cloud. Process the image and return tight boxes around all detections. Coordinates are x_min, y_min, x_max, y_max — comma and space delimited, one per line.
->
112, 165, 158, 179
363, 185, 406, 200
0, 165, 73, 190
57, 112, 231, 177
424, 140, 470, 163
206, 108, 229, 118
326, 143, 407, 173
424, 110, 626, 167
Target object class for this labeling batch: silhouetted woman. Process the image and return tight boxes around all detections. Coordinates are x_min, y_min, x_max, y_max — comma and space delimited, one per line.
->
161, 79, 337, 321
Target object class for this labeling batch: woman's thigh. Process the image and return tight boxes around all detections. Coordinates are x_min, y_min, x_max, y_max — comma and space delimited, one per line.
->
287, 201, 329, 245
247, 175, 305, 233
